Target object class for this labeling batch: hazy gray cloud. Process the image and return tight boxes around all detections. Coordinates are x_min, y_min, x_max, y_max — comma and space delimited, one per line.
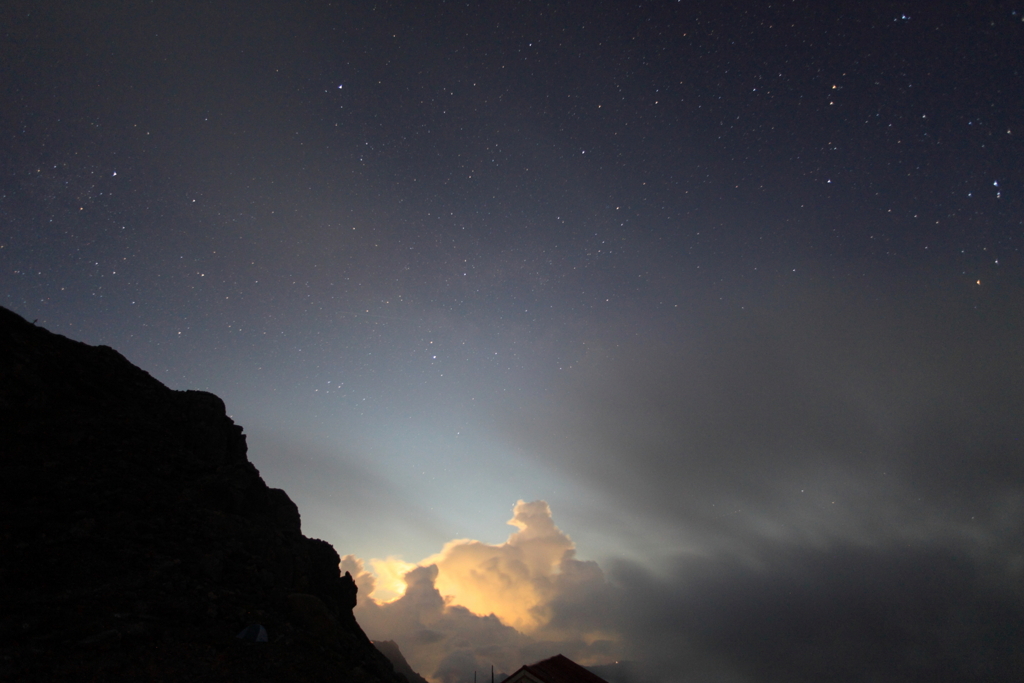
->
343, 281, 1024, 683
343, 280, 1024, 682
508, 282, 1024, 554
604, 540, 1024, 682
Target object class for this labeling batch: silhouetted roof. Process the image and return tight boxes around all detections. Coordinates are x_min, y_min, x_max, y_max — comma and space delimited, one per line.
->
504, 655, 610, 683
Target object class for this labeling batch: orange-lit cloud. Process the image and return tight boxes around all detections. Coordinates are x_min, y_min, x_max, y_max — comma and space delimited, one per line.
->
343, 500, 621, 683
422, 500, 573, 632
368, 556, 418, 603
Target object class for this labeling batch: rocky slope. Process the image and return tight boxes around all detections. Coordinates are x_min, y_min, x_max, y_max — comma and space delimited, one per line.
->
0, 306, 406, 682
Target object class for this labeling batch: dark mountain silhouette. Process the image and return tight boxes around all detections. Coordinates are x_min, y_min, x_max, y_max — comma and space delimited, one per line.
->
374, 640, 430, 683
0, 306, 410, 682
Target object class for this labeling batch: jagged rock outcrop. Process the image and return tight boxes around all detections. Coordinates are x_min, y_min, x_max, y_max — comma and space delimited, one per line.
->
0, 306, 405, 682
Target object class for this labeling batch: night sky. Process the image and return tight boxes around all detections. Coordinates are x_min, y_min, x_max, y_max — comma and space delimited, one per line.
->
4, 2, 1024, 681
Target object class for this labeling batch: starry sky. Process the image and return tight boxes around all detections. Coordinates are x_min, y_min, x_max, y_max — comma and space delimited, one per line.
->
3, 1, 1024, 681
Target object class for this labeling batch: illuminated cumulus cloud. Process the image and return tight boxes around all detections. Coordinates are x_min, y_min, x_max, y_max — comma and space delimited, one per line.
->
367, 556, 418, 603
343, 501, 621, 683
424, 499, 576, 632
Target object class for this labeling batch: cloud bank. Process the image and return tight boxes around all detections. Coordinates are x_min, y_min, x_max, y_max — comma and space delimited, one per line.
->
347, 283, 1024, 683
344, 501, 617, 683
348, 498, 1024, 683
510, 283, 1024, 558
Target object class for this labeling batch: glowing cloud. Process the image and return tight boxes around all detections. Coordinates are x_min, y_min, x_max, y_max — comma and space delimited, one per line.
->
369, 556, 419, 603
346, 501, 621, 683
423, 500, 573, 632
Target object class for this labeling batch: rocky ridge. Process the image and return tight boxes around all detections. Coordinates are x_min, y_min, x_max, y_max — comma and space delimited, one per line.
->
0, 306, 407, 682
